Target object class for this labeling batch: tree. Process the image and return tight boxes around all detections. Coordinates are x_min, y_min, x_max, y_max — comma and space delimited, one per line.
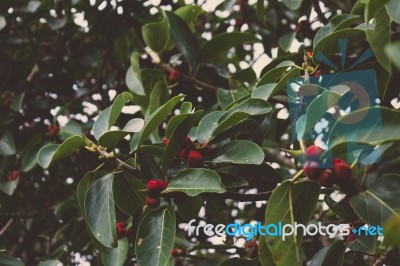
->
1, 0, 400, 265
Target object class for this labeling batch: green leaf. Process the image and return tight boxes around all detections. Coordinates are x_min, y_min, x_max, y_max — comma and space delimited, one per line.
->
59, 120, 82, 140
386, 0, 400, 23
324, 194, 359, 221
9, 92, 25, 112
113, 172, 146, 216
279, 32, 296, 53
84, 173, 117, 248
232, 67, 257, 83
282, 0, 303, 10
258, 231, 275, 266
0, 255, 25, 266
163, 168, 226, 197
46, 17, 67, 30
217, 87, 249, 110
165, 11, 198, 73
313, 29, 366, 64
329, 107, 400, 149
251, 83, 277, 101
345, 235, 377, 255
162, 111, 203, 173
265, 180, 320, 266
149, 81, 169, 114
257, 61, 294, 87
0, 179, 19, 196
385, 42, 400, 70
92, 92, 132, 140
21, 135, 43, 172
295, 85, 350, 139
130, 95, 184, 151
313, 14, 361, 47
165, 113, 191, 139
218, 98, 272, 125
211, 140, 265, 165
142, 13, 170, 52
196, 111, 224, 143
136, 206, 176, 266
0, 131, 16, 156
126, 52, 145, 96
366, 7, 392, 74
198, 32, 257, 62
177, 195, 203, 220
383, 215, 400, 246
350, 174, 400, 225
37, 135, 85, 169
258, 68, 300, 97
174, 5, 205, 26
98, 118, 144, 148
0, 16, 6, 31
101, 237, 129, 266
37, 259, 62, 266
309, 240, 346, 266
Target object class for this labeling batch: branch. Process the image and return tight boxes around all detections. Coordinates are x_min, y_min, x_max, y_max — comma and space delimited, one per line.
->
0, 218, 13, 236
203, 190, 272, 202
96, 147, 142, 177
312, 0, 328, 24
159, 63, 219, 91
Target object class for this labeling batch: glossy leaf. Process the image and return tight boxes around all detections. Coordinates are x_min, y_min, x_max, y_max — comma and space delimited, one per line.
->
265, 180, 320, 266
385, 42, 400, 70
345, 236, 377, 255
295, 85, 350, 139
113, 172, 146, 216
0, 131, 16, 156
174, 5, 205, 26
313, 14, 360, 47
217, 87, 249, 110
0, 255, 25, 266
211, 140, 264, 165
166, 11, 198, 73
136, 206, 176, 266
252, 83, 277, 101
350, 174, 400, 225
98, 118, 144, 148
383, 215, 400, 246
37, 135, 85, 169
84, 173, 117, 248
59, 120, 82, 140
324, 194, 358, 221
257, 61, 294, 87
282, 0, 303, 10
366, 7, 391, 74
0, 16, 6, 31
92, 92, 132, 140
199, 32, 257, 62
130, 95, 184, 151
386, 0, 400, 23
309, 240, 346, 266
126, 52, 145, 96
163, 168, 226, 196
101, 237, 129, 266
196, 111, 224, 143
9, 92, 25, 112
142, 13, 170, 52
258, 229, 275, 266
279, 32, 295, 53
0, 178, 19, 196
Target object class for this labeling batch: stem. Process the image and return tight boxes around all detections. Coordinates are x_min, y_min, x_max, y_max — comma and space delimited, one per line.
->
96, 148, 142, 177
292, 169, 305, 182
312, 0, 328, 24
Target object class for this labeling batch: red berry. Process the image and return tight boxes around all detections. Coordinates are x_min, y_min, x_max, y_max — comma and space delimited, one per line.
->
244, 240, 258, 248
350, 219, 365, 229
8, 170, 19, 181
332, 159, 352, 181
187, 150, 203, 167
147, 179, 168, 194
307, 52, 313, 58
168, 69, 181, 82
346, 232, 357, 242
163, 138, 169, 146
184, 136, 193, 145
146, 196, 160, 208
305, 145, 324, 160
47, 124, 60, 136
116, 221, 126, 235
171, 249, 179, 256
317, 170, 335, 188
303, 161, 323, 181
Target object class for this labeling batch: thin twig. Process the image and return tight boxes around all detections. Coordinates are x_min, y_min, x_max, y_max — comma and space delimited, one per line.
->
312, 0, 328, 24
0, 218, 14, 236
96, 148, 142, 177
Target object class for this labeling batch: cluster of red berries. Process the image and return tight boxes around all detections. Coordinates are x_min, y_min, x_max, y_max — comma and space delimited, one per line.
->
7, 170, 20, 181
145, 179, 168, 208
47, 124, 60, 136
168, 69, 181, 82
344, 219, 365, 242
116, 221, 130, 238
163, 136, 212, 168
303, 146, 358, 196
